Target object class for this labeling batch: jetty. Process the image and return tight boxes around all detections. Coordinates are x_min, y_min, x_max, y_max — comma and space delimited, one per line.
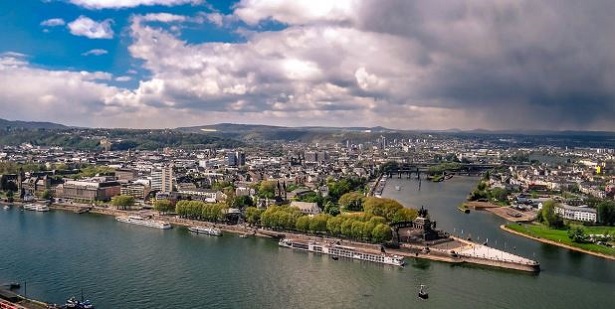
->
0, 289, 48, 309
388, 206, 540, 272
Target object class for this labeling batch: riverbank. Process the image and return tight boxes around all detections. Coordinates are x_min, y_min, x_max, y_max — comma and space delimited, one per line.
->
501, 224, 615, 261
485, 206, 536, 222
47, 202, 540, 272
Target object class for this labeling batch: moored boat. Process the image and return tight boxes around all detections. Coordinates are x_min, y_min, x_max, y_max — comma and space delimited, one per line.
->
279, 238, 405, 267
23, 203, 50, 212
418, 284, 429, 299
65, 296, 95, 309
188, 226, 222, 236
116, 215, 172, 230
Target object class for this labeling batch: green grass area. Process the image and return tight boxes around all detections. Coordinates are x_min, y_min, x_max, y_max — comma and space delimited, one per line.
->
506, 223, 615, 257
581, 225, 615, 235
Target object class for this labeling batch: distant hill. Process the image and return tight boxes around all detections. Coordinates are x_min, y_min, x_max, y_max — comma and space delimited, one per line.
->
176, 123, 395, 133
175, 123, 400, 142
0, 118, 67, 130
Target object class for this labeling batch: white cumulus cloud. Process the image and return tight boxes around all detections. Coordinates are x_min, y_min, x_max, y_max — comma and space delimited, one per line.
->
68, 0, 201, 9
140, 13, 187, 23
234, 0, 358, 25
82, 49, 109, 56
40, 18, 65, 27
68, 16, 114, 39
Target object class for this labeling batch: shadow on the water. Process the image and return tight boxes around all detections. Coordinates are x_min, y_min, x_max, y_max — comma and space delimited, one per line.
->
540, 242, 562, 259
449, 262, 539, 277
409, 259, 431, 270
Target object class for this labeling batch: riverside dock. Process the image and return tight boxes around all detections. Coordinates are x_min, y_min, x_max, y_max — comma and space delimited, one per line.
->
0, 289, 49, 309
46, 203, 539, 272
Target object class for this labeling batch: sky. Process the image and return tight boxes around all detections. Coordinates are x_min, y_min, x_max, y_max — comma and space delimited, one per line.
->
1, 0, 614, 131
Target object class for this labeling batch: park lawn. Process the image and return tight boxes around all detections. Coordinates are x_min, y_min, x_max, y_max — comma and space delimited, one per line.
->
581, 225, 615, 235
506, 223, 615, 257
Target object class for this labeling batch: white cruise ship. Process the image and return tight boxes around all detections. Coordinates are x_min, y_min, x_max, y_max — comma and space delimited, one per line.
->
116, 215, 172, 230
23, 203, 50, 212
188, 226, 222, 236
279, 239, 405, 267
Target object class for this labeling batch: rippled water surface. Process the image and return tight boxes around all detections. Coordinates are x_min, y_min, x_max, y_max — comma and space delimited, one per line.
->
1, 177, 613, 308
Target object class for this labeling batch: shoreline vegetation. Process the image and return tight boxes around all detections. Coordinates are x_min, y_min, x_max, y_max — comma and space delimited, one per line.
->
501, 224, 615, 261
36, 202, 540, 272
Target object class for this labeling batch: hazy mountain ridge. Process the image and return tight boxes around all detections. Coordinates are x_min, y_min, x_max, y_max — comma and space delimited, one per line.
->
0, 117, 67, 130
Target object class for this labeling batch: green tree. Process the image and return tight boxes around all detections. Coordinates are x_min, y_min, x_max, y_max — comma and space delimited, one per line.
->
295, 216, 311, 232
233, 195, 254, 209
363, 197, 405, 222
391, 208, 418, 223
324, 201, 340, 216
41, 189, 53, 200
309, 214, 329, 233
296, 191, 324, 208
341, 219, 354, 237
541, 200, 564, 228
351, 221, 365, 240
489, 188, 509, 203
477, 182, 487, 191
338, 192, 365, 211
258, 181, 277, 198
326, 216, 344, 236
154, 199, 173, 214
371, 223, 392, 243
111, 195, 135, 210
568, 226, 587, 243
597, 200, 615, 226
244, 207, 264, 226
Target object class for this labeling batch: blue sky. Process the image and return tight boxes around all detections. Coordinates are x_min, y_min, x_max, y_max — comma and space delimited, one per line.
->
0, 1, 614, 131
0, 0, 242, 88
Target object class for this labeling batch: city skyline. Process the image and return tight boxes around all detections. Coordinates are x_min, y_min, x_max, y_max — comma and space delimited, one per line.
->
1, 1, 615, 131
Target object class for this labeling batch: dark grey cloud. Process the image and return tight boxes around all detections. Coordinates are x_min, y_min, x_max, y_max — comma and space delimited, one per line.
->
357, 0, 615, 130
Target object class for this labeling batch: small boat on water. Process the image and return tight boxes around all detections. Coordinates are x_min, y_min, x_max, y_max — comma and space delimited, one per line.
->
3, 205, 9, 210
116, 215, 172, 230
1, 282, 20, 289
331, 256, 339, 260
65, 297, 94, 309
188, 226, 222, 236
418, 284, 429, 300
23, 203, 50, 212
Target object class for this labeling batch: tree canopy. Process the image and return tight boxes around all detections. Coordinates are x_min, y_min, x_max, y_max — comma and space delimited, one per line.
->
338, 192, 365, 211
111, 195, 135, 210
597, 200, 615, 226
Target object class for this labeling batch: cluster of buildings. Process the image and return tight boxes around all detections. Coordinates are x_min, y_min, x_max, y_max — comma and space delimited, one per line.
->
1, 134, 613, 225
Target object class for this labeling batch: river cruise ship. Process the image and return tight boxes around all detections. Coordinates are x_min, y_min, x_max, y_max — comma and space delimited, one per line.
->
188, 226, 222, 236
116, 215, 172, 230
279, 239, 405, 267
23, 203, 50, 212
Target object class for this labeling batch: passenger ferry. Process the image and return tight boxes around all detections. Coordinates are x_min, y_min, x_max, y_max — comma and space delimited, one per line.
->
279, 239, 405, 267
23, 203, 50, 212
188, 226, 222, 236
115, 215, 172, 230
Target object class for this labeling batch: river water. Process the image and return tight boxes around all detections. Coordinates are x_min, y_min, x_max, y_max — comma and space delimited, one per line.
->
1, 177, 613, 308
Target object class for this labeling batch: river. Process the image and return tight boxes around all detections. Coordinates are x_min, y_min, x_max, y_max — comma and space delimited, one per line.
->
1, 177, 613, 308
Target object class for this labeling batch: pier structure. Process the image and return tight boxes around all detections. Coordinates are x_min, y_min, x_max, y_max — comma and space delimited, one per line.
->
388, 207, 540, 272
452, 237, 539, 270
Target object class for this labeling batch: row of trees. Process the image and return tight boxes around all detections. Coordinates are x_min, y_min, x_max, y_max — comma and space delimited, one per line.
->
175, 200, 228, 222
243, 197, 419, 243
338, 194, 418, 222
597, 200, 615, 226
111, 195, 135, 210
153, 199, 174, 214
